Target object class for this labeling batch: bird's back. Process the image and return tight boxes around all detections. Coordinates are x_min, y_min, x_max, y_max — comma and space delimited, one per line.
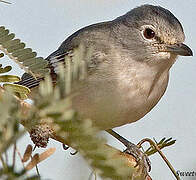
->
16, 21, 114, 89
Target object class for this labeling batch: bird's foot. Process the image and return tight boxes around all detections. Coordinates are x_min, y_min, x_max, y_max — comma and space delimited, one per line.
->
106, 129, 151, 172
123, 141, 151, 172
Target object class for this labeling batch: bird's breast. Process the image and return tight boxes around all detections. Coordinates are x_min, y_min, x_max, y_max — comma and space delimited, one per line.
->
72, 59, 169, 130
115, 61, 169, 126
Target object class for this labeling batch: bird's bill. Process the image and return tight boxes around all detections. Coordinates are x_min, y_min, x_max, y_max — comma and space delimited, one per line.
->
165, 43, 193, 56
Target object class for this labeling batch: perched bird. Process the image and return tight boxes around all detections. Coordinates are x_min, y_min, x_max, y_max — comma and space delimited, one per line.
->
18, 4, 192, 130
17, 4, 192, 169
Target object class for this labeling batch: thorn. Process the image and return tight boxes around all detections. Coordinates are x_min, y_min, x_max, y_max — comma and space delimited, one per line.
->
62, 144, 69, 150
70, 150, 78, 155
33, 145, 37, 151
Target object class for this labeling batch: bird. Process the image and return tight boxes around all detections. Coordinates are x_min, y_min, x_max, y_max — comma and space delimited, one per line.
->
18, 4, 192, 129
17, 4, 193, 169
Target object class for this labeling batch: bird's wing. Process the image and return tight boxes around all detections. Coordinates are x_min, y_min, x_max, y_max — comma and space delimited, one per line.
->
15, 50, 73, 89
16, 73, 44, 89
15, 22, 112, 89
15, 44, 105, 89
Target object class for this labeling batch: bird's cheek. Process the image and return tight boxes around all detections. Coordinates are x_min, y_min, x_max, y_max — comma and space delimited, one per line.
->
156, 52, 178, 67
158, 52, 171, 59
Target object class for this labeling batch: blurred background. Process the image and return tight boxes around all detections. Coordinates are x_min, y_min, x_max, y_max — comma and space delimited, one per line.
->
0, 0, 196, 179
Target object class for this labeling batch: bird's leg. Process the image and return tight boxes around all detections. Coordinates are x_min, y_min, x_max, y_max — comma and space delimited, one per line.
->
106, 129, 151, 172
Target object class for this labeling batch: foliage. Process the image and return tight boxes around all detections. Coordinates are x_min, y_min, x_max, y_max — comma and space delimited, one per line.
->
0, 52, 30, 99
145, 137, 176, 156
0, 26, 49, 77
0, 87, 39, 179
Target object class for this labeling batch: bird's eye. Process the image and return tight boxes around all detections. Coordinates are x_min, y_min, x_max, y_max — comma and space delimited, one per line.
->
143, 28, 155, 39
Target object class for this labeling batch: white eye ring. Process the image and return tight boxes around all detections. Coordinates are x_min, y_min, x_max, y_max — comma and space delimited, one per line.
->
141, 25, 156, 41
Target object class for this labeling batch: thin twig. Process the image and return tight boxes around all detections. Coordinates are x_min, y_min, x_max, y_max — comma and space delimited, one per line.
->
12, 142, 16, 169
0, 155, 7, 169
15, 146, 26, 169
5, 151, 8, 165
35, 164, 40, 178
137, 138, 180, 180
88, 170, 97, 180
32, 155, 40, 178
94, 171, 97, 180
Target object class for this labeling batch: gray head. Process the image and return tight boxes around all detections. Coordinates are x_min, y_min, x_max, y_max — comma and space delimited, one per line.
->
112, 4, 192, 65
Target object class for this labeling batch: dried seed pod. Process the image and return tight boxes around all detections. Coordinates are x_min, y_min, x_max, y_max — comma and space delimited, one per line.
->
22, 144, 33, 162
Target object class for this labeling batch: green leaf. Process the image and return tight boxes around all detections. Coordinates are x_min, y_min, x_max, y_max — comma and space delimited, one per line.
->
28, 61, 48, 71
11, 48, 32, 57
0, 33, 15, 43
0, 75, 20, 82
0, 26, 49, 78
33, 68, 50, 75
0, 65, 12, 73
2, 39, 20, 48
16, 93, 28, 100
17, 52, 37, 62
6, 42, 25, 53
0, 29, 9, 38
3, 84, 30, 94
145, 137, 176, 156
0, 26, 5, 31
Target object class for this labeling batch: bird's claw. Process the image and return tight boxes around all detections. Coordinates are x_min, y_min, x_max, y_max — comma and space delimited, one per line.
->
123, 142, 151, 172
106, 129, 151, 173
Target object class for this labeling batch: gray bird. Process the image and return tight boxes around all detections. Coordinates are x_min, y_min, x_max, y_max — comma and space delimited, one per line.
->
19, 4, 192, 129
17, 4, 192, 168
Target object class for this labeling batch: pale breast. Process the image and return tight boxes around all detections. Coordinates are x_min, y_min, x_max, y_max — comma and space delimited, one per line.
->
72, 46, 172, 130
111, 58, 170, 127
72, 56, 170, 130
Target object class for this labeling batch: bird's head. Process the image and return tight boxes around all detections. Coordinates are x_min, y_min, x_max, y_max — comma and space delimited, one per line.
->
113, 4, 193, 67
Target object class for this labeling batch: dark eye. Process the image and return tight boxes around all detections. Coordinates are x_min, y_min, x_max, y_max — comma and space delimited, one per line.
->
143, 28, 155, 39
